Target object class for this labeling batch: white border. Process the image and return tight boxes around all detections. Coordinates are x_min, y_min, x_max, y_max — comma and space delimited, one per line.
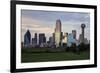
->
16, 4, 94, 69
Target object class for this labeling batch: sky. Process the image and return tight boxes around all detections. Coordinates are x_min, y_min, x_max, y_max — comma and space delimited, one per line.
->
21, 10, 90, 42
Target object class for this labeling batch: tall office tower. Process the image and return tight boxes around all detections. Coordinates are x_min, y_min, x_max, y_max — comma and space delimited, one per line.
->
52, 33, 55, 44
39, 33, 46, 45
32, 38, 34, 44
34, 33, 37, 44
79, 34, 82, 43
67, 33, 76, 47
62, 33, 68, 44
55, 19, 61, 32
24, 30, 31, 47
32, 33, 37, 46
55, 19, 62, 47
72, 30, 76, 39
81, 23, 86, 43
49, 36, 55, 47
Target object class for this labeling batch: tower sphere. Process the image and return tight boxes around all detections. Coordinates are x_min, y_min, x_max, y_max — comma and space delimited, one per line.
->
81, 23, 86, 28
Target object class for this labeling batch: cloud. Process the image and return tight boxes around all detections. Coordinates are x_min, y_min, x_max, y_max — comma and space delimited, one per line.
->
21, 10, 90, 42
22, 10, 90, 23
22, 16, 54, 32
21, 16, 54, 42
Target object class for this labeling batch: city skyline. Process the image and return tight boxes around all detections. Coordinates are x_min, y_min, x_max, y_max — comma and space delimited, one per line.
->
21, 10, 90, 42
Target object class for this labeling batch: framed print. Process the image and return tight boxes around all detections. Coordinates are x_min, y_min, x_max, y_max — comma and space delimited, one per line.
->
10, 0, 97, 73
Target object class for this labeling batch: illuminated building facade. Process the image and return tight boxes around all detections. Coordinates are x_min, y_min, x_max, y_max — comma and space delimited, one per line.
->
54, 19, 62, 47
62, 33, 68, 44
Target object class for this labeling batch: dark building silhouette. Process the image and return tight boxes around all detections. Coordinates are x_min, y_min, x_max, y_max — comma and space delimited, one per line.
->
32, 38, 34, 44
81, 23, 86, 43
24, 30, 31, 46
72, 30, 76, 39
32, 33, 37, 45
39, 33, 46, 45
79, 34, 82, 43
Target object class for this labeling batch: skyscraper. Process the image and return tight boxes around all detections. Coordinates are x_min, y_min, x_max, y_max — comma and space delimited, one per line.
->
39, 33, 46, 46
34, 33, 37, 44
32, 33, 37, 47
32, 38, 34, 44
72, 30, 76, 39
24, 30, 31, 47
81, 23, 86, 43
67, 33, 76, 47
54, 19, 62, 47
49, 36, 54, 47
62, 33, 68, 44
79, 34, 82, 43
55, 19, 61, 32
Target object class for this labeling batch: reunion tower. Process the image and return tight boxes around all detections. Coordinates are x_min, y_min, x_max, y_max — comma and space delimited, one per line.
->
81, 23, 86, 43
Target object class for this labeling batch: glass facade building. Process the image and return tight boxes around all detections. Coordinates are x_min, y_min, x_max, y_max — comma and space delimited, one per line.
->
24, 30, 31, 47
67, 33, 76, 47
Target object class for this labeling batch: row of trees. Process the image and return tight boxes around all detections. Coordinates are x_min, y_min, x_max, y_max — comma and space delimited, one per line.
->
65, 43, 90, 52
22, 42, 90, 53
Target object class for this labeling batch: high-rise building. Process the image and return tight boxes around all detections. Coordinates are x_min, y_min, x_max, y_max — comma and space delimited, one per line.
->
39, 33, 46, 46
79, 35, 88, 45
34, 33, 37, 44
81, 23, 86, 43
79, 34, 82, 44
72, 30, 76, 39
32, 38, 34, 44
32, 33, 37, 47
67, 33, 76, 47
62, 33, 68, 44
24, 30, 31, 47
54, 19, 62, 47
55, 19, 61, 32
49, 36, 55, 47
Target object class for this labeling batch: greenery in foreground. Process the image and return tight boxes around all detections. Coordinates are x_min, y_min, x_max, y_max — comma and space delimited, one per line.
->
21, 49, 90, 63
